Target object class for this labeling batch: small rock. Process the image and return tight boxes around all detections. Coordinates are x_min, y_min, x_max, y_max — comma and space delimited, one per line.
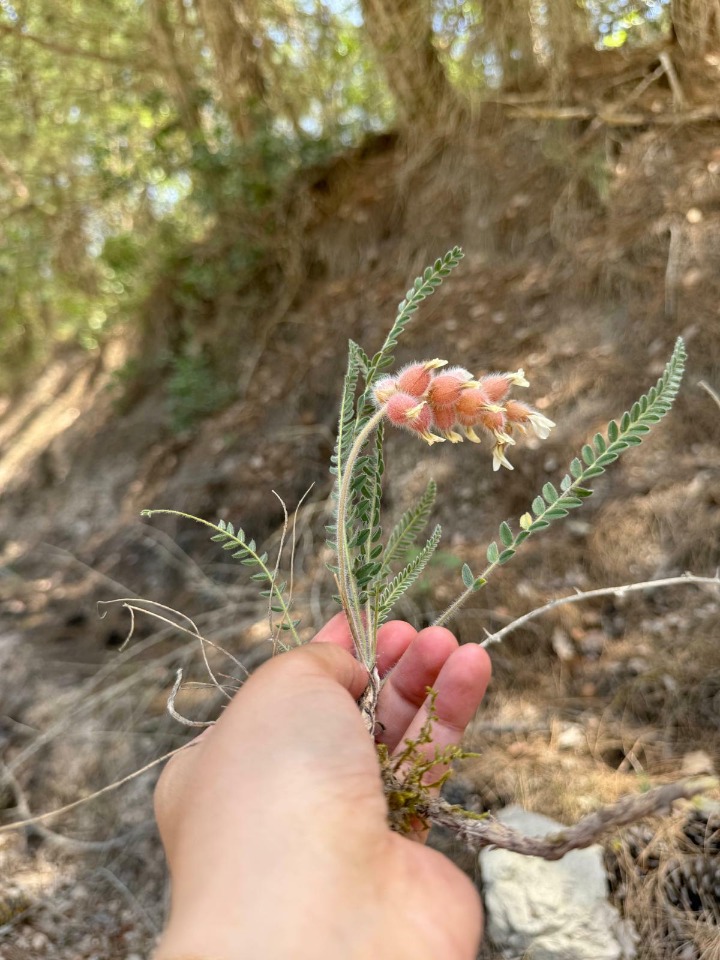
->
31, 932, 49, 950
480, 805, 637, 959
556, 723, 586, 751
681, 750, 715, 777
551, 627, 575, 662
626, 657, 649, 675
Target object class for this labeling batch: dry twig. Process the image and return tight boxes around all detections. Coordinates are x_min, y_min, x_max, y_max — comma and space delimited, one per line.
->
505, 104, 720, 126
0, 747, 187, 837
0, 762, 153, 853
426, 777, 718, 859
698, 379, 720, 412
480, 571, 720, 647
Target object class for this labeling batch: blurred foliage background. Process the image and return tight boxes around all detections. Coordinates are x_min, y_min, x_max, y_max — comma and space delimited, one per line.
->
0, 0, 714, 396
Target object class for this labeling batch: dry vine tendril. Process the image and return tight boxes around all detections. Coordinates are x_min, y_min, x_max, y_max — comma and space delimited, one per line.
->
141, 247, 716, 857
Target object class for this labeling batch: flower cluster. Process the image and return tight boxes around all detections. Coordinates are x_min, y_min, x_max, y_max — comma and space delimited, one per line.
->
372, 359, 555, 471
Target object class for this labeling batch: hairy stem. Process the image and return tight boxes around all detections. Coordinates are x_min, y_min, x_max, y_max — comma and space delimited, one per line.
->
335, 406, 386, 666
433, 553, 499, 627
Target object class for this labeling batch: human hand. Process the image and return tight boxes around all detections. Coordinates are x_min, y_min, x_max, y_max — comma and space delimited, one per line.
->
154, 614, 491, 960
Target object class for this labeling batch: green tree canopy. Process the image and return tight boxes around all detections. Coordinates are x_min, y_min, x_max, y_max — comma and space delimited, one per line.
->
0, 0, 687, 391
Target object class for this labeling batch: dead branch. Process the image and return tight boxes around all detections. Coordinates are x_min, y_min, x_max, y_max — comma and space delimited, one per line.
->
426, 777, 718, 859
0, 746, 188, 837
167, 668, 216, 727
0, 762, 155, 852
503, 103, 720, 126
659, 51, 686, 109
97, 598, 247, 677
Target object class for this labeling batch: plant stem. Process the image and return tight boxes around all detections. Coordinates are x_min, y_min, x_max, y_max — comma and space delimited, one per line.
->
141, 509, 301, 647
433, 560, 496, 628
336, 406, 386, 665
480, 572, 720, 647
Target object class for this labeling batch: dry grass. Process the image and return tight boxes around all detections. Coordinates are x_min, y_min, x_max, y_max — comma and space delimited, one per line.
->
607, 807, 720, 960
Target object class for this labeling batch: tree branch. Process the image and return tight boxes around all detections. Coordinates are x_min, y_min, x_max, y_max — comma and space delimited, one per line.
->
0, 23, 144, 68
426, 777, 718, 859
503, 102, 720, 126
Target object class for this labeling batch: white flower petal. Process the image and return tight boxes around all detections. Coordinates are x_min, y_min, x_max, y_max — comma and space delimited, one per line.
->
528, 412, 555, 439
492, 444, 514, 471
509, 368, 530, 388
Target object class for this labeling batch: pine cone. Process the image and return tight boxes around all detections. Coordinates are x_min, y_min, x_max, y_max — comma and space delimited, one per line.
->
605, 821, 662, 902
663, 854, 720, 921
682, 807, 720, 855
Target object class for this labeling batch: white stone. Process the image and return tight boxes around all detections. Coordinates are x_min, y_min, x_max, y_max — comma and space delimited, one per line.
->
556, 723, 586, 751
480, 805, 637, 960
681, 750, 715, 776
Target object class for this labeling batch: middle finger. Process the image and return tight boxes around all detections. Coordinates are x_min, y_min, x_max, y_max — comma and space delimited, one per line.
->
375, 626, 458, 750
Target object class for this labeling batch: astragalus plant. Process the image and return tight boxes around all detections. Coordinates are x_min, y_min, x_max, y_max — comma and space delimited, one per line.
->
143, 248, 713, 856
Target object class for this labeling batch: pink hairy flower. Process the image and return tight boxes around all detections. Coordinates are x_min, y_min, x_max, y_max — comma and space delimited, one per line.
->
475, 406, 506, 434
454, 386, 493, 424
376, 360, 549, 462
396, 359, 446, 397
431, 404, 464, 443
505, 399, 556, 440
385, 393, 444, 444
478, 369, 529, 404
427, 367, 477, 409
477, 374, 511, 405
373, 376, 398, 405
